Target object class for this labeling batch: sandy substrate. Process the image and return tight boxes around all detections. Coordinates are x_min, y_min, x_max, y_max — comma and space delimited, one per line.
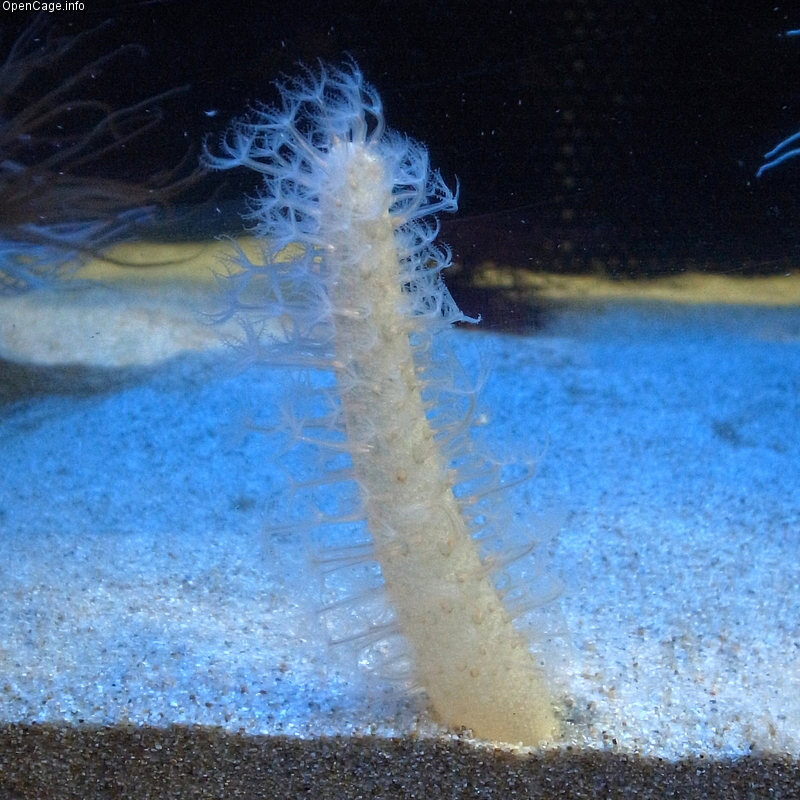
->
1, 256, 799, 796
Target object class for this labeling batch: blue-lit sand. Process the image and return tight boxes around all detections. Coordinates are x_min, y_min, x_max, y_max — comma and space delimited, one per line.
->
1, 283, 798, 758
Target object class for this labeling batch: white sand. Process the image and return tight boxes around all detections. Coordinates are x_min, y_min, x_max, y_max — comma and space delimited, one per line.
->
1, 286, 799, 759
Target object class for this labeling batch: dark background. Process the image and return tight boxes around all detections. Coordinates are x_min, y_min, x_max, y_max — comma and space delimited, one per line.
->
3, 0, 800, 276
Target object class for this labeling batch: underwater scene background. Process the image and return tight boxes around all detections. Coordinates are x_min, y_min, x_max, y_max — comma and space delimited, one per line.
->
1, 2, 799, 797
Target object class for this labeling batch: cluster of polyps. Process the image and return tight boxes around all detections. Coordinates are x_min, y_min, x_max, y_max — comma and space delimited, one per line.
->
204, 63, 558, 745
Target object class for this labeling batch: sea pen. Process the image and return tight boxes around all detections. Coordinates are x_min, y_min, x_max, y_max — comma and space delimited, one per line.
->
204, 63, 556, 745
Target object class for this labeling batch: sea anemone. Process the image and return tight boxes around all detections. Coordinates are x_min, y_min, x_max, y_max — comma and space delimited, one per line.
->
0, 16, 199, 293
